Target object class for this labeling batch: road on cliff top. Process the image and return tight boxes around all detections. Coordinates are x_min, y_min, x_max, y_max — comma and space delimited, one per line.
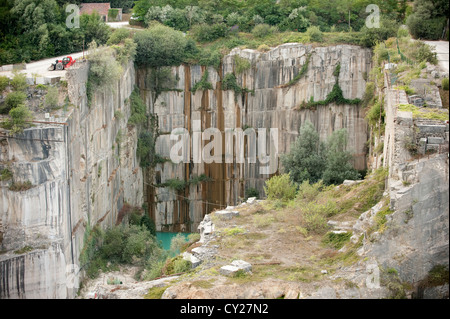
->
423, 40, 449, 74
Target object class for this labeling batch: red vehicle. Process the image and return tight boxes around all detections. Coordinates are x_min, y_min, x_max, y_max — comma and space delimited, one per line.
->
48, 56, 76, 71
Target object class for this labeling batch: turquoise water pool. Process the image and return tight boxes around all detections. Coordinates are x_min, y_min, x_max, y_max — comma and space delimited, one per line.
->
156, 232, 191, 250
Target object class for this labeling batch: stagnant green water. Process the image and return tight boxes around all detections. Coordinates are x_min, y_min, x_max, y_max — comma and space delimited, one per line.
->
156, 232, 191, 250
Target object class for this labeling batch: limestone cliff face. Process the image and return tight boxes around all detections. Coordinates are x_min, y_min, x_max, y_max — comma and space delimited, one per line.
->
137, 43, 372, 233
0, 61, 143, 298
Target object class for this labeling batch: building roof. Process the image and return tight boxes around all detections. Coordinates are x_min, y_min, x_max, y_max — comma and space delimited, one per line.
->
80, 3, 111, 16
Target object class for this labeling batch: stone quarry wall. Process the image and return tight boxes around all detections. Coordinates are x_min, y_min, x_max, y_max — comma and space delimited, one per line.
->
361, 73, 449, 298
0, 61, 143, 298
137, 43, 372, 233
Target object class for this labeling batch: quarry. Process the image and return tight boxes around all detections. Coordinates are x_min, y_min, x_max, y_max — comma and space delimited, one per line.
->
0, 10, 448, 300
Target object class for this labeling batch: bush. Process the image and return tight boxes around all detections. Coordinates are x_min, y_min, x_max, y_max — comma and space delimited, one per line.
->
0, 75, 9, 93
251, 24, 277, 38
296, 180, 323, 202
107, 28, 132, 45
134, 23, 191, 67
44, 86, 59, 109
2, 91, 27, 114
305, 26, 323, 42
190, 23, 229, 43
281, 121, 326, 184
87, 41, 122, 91
264, 174, 297, 202
322, 129, 360, 186
192, 69, 213, 93
2, 104, 32, 134
407, 14, 446, 40
257, 44, 271, 52
301, 206, 328, 234
234, 55, 251, 75
322, 231, 352, 249
128, 88, 147, 126
245, 187, 259, 200
221, 73, 242, 94
359, 16, 400, 47
10, 71, 28, 92
442, 78, 449, 91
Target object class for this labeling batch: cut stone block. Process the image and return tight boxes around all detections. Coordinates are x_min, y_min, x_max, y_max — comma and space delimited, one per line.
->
182, 252, 202, 268
215, 210, 239, 220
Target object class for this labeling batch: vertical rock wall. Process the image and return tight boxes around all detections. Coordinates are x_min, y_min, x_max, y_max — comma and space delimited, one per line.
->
138, 43, 372, 233
0, 61, 143, 298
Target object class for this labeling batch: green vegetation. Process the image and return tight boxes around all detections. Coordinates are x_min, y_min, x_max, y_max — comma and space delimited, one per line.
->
245, 187, 259, 200
0, 76, 9, 93
192, 69, 214, 93
158, 174, 213, 191
144, 286, 168, 299
221, 73, 242, 94
44, 86, 59, 110
2, 104, 33, 135
134, 23, 196, 68
128, 87, 147, 126
234, 55, 251, 74
425, 265, 449, 287
281, 53, 311, 87
10, 72, 27, 92
398, 104, 449, 121
264, 174, 297, 202
251, 23, 278, 38
0, 168, 13, 181
2, 91, 27, 114
299, 63, 361, 109
406, 0, 449, 40
9, 180, 33, 191
87, 41, 122, 93
322, 231, 352, 249
14, 245, 34, 254
380, 267, 408, 299
0, 1, 112, 65
281, 121, 359, 186
442, 78, 449, 91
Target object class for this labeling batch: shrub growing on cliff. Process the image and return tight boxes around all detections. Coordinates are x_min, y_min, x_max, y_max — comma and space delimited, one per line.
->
0, 75, 9, 93
87, 41, 122, 92
2, 91, 26, 114
134, 23, 193, 67
2, 104, 33, 134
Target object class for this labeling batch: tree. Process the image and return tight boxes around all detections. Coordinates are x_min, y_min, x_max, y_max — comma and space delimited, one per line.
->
322, 129, 360, 185
133, 23, 191, 67
406, 0, 448, 40
359, 15, 400, 47
281, 121, 327, 184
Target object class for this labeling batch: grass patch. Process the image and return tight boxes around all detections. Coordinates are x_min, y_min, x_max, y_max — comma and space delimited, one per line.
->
191, 280, 214, 289
253, 215, 276, 228
144, 286, 168, 299
374, 204, 394, 233
9, 180, 33, 192
0, 168, 13, 181
14, 245, 34, 254
222, 227, 246, 236
322, 231, 352, 250
398, 104, 449, 121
